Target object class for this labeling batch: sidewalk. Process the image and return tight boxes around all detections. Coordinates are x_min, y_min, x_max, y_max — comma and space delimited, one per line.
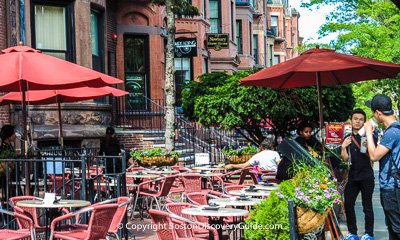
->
339, 164, 388, 239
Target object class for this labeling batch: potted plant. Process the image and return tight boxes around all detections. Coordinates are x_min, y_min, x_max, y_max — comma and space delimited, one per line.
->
130, 148, 180, 167
245, 161, 340, 238
292, 162, 341, 234
222, 145, 258, 164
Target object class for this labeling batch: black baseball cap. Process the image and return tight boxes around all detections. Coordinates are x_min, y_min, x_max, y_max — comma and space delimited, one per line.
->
365, 94, 394, 115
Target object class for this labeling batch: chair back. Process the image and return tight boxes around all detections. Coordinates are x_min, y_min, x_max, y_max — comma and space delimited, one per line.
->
181, 174, 202, 193
0, 208, 35, 240
166, 202, 193, 220
238, 168, 250, 185
9, 196, 41, 228
86, 204, 118, 240
158, 175, 177, 197
225, 185, 245, 194
149, 209, 175, 240
108, 197, 131, 234
186, 192, 208, 206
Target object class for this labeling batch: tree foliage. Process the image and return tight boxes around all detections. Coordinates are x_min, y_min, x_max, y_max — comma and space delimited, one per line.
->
182, 71, 355, 145
301, 0, 400, 110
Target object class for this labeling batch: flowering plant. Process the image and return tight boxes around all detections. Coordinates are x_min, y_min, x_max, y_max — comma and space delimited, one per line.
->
130, 148, 180, 160
222, 145, 258, 156
292, 162, 340, 214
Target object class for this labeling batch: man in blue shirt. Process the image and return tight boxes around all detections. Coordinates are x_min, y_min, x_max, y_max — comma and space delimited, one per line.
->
365, 94, 400, 240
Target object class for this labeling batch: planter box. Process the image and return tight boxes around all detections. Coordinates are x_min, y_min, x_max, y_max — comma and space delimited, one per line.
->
297, 207, 329, 234
226, 154, 253, 164
137, 156, 178, 167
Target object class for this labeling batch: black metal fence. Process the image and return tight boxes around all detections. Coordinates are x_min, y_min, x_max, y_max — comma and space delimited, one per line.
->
0, 148, 128, 209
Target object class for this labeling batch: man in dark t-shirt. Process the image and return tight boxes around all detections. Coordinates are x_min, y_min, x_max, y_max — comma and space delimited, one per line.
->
341, 108, 377, 240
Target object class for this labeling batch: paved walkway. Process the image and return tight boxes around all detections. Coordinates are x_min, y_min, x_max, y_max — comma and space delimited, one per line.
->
339, 164, 388, 239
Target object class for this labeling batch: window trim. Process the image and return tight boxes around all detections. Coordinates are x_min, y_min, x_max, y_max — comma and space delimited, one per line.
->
209, 0, 221, 33
31, 0, 75, 62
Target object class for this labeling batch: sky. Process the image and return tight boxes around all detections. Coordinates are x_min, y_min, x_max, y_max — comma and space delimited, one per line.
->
289, 1, 338, 44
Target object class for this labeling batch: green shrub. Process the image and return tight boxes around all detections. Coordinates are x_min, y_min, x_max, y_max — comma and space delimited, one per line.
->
244, 180, 295, 240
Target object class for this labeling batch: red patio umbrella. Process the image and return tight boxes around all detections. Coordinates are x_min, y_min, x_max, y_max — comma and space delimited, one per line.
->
0, 43, 124, 194
241, 47, 400, 145
0, 86, 128, 149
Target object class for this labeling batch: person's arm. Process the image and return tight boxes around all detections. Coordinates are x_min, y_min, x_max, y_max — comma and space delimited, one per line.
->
365, 121, 390, 162
341, 136, 351, 161
225, 161, 252, 170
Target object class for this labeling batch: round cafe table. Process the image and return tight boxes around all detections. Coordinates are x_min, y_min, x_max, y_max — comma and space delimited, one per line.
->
209, 197, 261, 207
228, 189, 270, 198
145, 169, 179, 175
17, 199, 91, 239
192, 166, 225, 171
252, 184, 279, 191
125, 172, 159, 179
182, 207, 248, 240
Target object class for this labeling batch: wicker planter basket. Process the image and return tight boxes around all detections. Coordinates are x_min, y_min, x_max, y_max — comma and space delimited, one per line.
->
137, 156, 178, 167
226, 155, 253, 164
297, 207, 329, 234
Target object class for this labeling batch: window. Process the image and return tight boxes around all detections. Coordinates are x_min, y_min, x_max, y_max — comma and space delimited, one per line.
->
273, 55, 280, 65
32, 3, 74, 61
175, 58, 192, 108
253, 34, 258, 64
236, 20, 242, 54
124, 35, 150, 110
210, 0, 221, 33
271, 16, 278, 37
269, 45, 273, 66
249, 22, 252, 55
203, 0, 207, 19
231, 2, 234, 41
91, 10, 104, 72
203, 58, 208, 73
91, 10, 105, 103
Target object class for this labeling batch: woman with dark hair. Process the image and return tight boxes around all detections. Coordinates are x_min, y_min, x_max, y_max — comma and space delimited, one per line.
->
99, 127, 122, 174
0, 125, 17, 209
295, 121, 321, 150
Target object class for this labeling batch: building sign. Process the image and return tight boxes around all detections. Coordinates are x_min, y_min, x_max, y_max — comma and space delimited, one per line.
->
174, 38, 197, 57
207, 34, 229, 51
325, 122, 345, 145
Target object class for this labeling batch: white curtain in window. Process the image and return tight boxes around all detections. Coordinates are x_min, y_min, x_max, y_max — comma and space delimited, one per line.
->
35, 5, 66, 51
175, 58, 191, 81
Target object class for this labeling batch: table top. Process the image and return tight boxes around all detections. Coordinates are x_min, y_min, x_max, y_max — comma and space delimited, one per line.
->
145, 169, 178, 174
200, 172, 223, 177
228, 189, 271, 197
253, 184, 279, 191
182, 207, 248, 217
126, 172, 159, 179
16, 199, 91, 208
209, 197, 262, 207
192, 166, 225, 171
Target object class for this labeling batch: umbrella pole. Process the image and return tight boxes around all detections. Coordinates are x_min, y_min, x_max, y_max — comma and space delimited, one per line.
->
21, 81, 30, 195
57, 100, 64, 152
316, 73, 326, 159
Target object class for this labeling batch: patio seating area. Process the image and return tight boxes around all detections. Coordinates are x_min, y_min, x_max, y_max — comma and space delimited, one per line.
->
0, 149, 278, 239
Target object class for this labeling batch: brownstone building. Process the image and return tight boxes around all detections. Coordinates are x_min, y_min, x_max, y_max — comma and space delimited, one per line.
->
0, 0, 301, 157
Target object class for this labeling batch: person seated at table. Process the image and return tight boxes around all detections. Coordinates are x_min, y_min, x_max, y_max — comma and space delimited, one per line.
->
224, 138, 281, 172
295, 121, 323, 156
99, 127, 122, 175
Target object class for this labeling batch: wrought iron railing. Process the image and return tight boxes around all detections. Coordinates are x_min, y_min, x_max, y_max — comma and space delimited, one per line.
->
114, 95, 249, 164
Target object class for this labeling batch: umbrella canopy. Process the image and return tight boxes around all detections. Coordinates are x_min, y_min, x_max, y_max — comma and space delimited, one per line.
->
0, 86, 128, 151
241, 48, 400, 88
0, 43, 125, 195
241, 47, 400, 151
0, 45, 123, 91
0, 86, 128, 105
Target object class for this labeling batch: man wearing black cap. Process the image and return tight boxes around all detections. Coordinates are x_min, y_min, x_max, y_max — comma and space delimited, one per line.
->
364, 94, 400, 239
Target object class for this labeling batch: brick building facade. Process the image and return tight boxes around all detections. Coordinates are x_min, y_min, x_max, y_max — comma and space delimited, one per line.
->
0, 0, 301, 149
